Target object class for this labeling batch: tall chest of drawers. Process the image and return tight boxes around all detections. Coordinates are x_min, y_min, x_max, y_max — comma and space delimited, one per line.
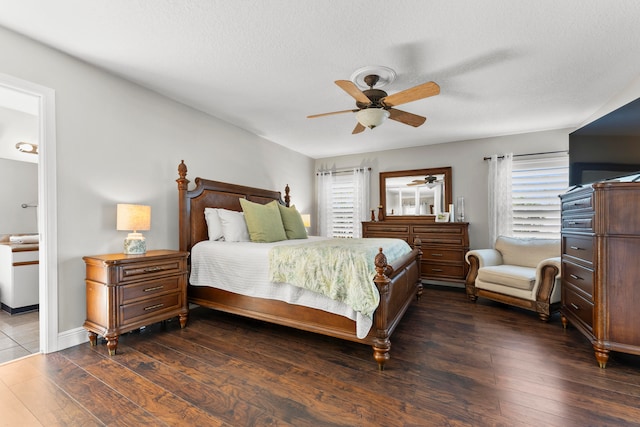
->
362, 220, 469, 285
560, 180, 640, 368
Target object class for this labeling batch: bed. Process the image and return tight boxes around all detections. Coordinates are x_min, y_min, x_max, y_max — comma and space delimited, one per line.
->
176, 160, 422, 370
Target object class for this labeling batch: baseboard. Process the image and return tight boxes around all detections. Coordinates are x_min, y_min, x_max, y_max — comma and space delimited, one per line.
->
55, 326, 88, 352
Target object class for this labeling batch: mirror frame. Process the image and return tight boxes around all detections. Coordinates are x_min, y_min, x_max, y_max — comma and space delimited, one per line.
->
379, 167, 452, 219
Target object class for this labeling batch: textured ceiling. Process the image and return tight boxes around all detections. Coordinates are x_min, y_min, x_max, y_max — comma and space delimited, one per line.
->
1, 1, 640, 159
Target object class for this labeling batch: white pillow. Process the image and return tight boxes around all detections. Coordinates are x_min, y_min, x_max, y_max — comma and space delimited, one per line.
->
217, 209, 250, 242
204, 208, 224, 241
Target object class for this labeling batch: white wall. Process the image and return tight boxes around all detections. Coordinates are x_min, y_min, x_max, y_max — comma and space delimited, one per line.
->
0, 158, 38, 235
316, 128, 570, 249
0, 26, 314, 334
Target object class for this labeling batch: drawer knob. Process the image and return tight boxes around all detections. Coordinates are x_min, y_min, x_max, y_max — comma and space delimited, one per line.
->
569, 274, 582, 280
144, 303, 165, 311
143, 285, 164, 292
569, 246, 582, 250
570, 303, 580, 310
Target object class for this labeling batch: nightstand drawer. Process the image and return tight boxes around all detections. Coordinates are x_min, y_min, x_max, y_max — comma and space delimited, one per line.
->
120, 292, 182, 324
118, 258, 185, 283
119, 275, 182, 303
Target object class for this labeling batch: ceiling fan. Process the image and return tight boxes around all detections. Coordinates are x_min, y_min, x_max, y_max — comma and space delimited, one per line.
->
407, 175, 440, 188
307, 74, 440, 134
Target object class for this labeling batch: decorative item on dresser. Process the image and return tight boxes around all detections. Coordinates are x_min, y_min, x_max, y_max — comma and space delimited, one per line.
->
83, 250, 189, 355
560, 176, 640, 368
362, 220, 469, 285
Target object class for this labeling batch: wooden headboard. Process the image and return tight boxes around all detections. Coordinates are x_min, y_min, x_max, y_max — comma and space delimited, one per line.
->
176, 160, 290, 253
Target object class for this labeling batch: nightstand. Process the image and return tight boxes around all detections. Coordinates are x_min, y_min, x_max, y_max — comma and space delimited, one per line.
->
83, 249, 189, 355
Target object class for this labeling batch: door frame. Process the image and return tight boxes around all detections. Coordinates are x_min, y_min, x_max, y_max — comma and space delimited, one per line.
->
0, 72, 58, 353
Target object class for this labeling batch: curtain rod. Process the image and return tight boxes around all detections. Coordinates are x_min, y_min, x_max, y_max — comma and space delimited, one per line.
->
483, 150, 567, 161
316, 167, 371, 176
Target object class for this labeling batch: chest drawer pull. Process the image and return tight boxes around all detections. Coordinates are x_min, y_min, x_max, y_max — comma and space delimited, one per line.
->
143, 285, 164, 292
431, 268, 443, 272
144, 266, 163, 273
570, 303, 580, 310
569, 246, 583, 250
144, 303, 165, 311
569, 274, 582, 280
431, 253, 443, 257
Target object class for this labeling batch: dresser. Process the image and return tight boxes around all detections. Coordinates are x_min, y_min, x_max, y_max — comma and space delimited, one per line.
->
83, 250, 189, 355
362, 220, 469, 285
560, 178, 640, 368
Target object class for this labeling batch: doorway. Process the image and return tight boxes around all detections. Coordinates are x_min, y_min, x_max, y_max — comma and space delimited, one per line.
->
0, 72, 58, 362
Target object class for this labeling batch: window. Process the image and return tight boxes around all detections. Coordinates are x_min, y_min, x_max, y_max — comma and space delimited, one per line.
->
317, 168, 370, 238
511, 155, 569, 239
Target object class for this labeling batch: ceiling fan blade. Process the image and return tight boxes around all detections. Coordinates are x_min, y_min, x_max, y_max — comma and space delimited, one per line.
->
307, 109, 358, 119
335, 80, 372, 105
381, 81, 440, 107
352, 122, 366, 134
388, 108, 427, 127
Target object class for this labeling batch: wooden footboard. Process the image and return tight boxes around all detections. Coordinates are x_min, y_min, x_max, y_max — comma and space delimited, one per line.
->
177, 160, 422, 370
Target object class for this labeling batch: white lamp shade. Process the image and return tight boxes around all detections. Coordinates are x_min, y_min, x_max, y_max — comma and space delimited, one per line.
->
356, 108, 390, 129
301, 214, 311, 228
116, 204, 151, 232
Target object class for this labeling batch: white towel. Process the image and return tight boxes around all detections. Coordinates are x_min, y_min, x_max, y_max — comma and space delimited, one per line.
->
9, 235, 39, 244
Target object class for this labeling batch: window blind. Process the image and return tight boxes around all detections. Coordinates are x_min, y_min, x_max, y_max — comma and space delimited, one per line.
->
511, 155, 569, 239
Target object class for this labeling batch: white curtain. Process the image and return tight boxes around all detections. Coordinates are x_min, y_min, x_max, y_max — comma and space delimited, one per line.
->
352, 167, 370, 238
316, 171, 334, 237
316, 168, 370, 238
488, 153, 513, 244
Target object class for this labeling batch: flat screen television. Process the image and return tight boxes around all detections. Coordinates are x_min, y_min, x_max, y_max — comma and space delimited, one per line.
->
569, 96, 640, 186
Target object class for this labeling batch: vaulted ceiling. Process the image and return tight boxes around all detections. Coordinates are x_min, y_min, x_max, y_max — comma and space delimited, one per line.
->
2, 1, 640, 159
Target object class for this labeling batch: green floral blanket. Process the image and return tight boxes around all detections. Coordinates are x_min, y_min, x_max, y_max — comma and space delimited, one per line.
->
268, 238, 412, 318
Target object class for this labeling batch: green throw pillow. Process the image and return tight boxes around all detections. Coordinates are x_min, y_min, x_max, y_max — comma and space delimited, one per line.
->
239, 199, 287, 243
278, 204, 308, 240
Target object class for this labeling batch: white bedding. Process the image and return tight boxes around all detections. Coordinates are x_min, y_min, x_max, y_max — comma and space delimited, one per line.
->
189, 236, 375, 338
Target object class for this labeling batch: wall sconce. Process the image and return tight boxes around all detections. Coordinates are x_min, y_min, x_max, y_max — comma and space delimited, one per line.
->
15, 142, 38, 154
116, 204, 151, 254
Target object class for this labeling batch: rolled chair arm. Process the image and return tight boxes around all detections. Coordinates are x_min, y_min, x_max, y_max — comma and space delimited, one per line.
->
465, 249, 503, 268
465, 249, 503, 301
533, 256, 561, 302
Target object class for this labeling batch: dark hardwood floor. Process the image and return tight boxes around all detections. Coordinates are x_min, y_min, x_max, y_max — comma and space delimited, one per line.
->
2, 285, 640, 426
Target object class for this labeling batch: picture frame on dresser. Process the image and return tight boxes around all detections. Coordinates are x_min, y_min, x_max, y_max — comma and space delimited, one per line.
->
435, 213, 449, 223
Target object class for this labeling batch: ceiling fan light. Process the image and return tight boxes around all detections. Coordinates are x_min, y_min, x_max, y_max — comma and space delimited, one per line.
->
356, 108, 389, 129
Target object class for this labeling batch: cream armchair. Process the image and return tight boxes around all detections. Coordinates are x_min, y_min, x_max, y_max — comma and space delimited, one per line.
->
465, 236, 561, 321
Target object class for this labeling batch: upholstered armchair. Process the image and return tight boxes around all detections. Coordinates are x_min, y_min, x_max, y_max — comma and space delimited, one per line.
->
465, 236, 561, 321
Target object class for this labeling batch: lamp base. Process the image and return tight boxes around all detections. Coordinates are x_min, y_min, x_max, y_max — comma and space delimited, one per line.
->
124, 233, 146, 254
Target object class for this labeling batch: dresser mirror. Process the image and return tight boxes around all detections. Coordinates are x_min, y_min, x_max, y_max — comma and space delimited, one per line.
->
380, 167, 452, 217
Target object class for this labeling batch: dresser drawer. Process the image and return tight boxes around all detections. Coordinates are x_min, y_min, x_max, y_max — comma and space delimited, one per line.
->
119, 275, 182, 303
421, 248, 463, 263
120, 292, 182, 325
563, 235, 594, 264
562, 261, 594, 298
421, 262, 465, 279
562, 287, 593, 330
562, 215, 594, 232
118, 258, 185, 283
562, 194, 593, 213
363, 223, 410, 234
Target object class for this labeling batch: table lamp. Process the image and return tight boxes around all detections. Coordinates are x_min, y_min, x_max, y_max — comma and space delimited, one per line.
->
116, 204, 151, 254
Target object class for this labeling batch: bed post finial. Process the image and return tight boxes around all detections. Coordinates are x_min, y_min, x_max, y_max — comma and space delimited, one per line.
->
373, 247, 392, 371
177, 161, 190, 252
284, 184, 291, 207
